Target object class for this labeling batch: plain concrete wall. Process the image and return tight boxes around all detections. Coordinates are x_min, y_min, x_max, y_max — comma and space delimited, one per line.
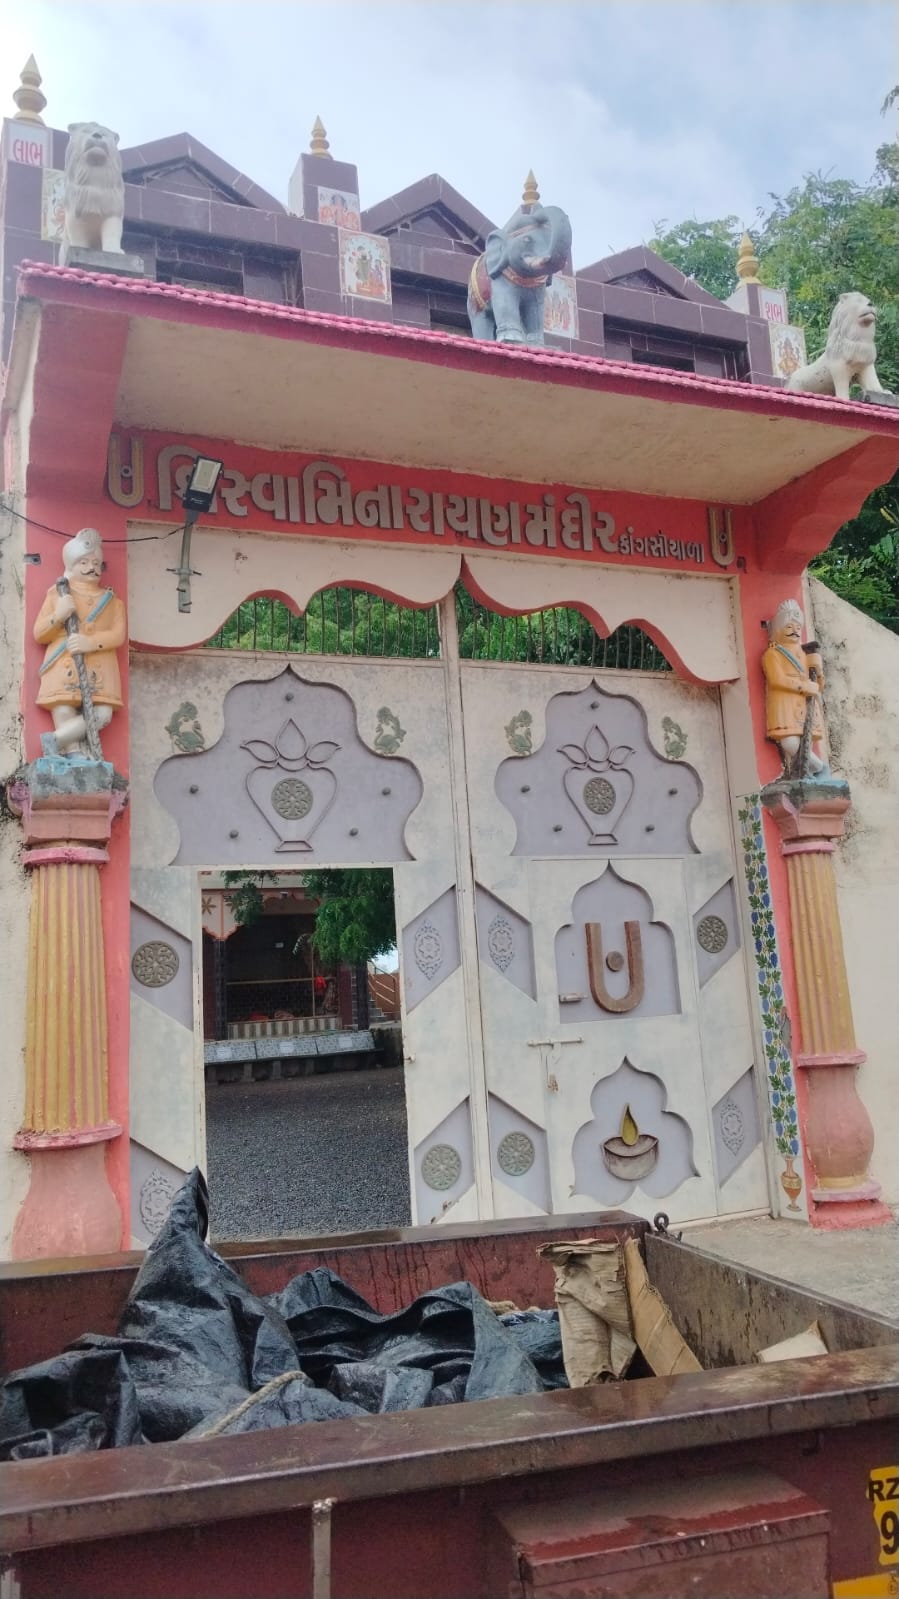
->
809, 576, 899, 1207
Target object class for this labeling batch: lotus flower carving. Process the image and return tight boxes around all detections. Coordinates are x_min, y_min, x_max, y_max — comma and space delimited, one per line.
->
241, 720, 340, 772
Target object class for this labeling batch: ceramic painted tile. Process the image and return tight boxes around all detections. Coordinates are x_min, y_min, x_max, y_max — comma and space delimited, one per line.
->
338, 229, 391, 302
769, 322, 807, 382
40, 168, 65, 242
738, 796, 807, 1218
758, 286, 789, 325
544, 274, 578, 338
317, 186, 361, 231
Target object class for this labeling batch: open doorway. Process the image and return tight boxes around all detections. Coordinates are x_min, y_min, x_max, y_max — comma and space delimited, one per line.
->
200, 868, 410, 1239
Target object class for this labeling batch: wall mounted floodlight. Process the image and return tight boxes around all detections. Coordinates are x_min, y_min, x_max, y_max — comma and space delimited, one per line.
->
182, 456, 224, 514
169, 455, 224, 614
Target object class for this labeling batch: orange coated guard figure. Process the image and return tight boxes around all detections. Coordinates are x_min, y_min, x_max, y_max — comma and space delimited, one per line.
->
762, 598, 829, 778
35, 527, 126, 759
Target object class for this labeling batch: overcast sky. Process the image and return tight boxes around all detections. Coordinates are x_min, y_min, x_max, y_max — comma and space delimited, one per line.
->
2, 1, 894, 262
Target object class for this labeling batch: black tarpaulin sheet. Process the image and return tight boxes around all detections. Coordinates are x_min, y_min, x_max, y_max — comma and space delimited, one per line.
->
0, 1170, 564, 1460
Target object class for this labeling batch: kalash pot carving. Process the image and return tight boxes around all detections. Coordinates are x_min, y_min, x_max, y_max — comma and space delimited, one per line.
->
559, 725, 635, 845
241, 720, 340, 852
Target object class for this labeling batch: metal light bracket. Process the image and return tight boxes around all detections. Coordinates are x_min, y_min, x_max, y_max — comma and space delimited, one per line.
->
167, 509, 201, 614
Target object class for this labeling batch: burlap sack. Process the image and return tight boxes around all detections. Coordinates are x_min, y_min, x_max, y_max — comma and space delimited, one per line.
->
538, 1240, 636, 1385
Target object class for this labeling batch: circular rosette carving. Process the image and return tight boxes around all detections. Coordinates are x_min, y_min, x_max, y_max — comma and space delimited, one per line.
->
497, 1131, 535, 1176
719, 1097, 745, 1154
486, 914, 515, 972
421, 1143, 462, 1190
132, 940, 179, 988
583, 776, 615, 816
413, 921, 443, 979
271, 777, 314, 820
697, 914, 729, 954
139, 1169, 178, 1233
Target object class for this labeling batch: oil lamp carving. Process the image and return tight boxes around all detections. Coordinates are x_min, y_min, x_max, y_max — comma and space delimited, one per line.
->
601, 1103, 659, 1181
585, 920, 645, 1014
558, 725, 635, 845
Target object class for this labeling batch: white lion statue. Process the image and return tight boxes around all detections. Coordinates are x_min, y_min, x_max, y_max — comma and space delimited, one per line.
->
63, 122, 124, 256
786, 292, 886, 400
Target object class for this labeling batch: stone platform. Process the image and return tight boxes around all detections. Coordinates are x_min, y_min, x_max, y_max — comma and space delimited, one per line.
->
204, 1027, 378, 1083
683, 1212, 899, 1323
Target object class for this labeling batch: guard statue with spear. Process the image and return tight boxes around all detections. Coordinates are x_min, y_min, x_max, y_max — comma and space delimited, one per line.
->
762, 598, 831, 780
34, 527, 126, 761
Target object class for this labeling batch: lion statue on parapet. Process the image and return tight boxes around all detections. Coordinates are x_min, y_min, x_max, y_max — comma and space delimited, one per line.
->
786, 292, 887, 400
63, 122, 124, 257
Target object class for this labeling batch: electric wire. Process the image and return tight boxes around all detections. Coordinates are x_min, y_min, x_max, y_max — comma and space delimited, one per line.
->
0, 497, 182, 545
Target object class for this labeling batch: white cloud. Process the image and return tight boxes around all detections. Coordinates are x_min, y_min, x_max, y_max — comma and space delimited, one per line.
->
0, 0, 892, 261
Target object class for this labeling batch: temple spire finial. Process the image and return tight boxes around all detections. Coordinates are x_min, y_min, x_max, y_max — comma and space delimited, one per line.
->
12, 55, 47, 124
522, 169, 540, 208
736, 230, 761, 284
310, 116, 332, 158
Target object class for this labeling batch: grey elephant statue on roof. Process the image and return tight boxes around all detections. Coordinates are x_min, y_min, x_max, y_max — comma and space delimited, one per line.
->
467, 188, 573, 346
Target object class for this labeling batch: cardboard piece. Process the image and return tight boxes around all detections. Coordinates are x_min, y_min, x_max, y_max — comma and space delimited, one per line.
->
538, 1240, 636, 1385
755, 1321, 829, 1363
623, 1237, 703, 1376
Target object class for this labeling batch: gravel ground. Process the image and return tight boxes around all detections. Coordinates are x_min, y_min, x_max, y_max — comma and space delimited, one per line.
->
205, 1067, 412, 1240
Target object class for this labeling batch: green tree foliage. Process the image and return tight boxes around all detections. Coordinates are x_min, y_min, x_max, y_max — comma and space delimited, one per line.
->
221, 871, 276, 926
210, 588, 439, 658
454, 588, 669, 670
300, 868, 397, 967
221, 867, 396, 969
647, 216, 744, 303
652, 144, 899, 631
757, 173, 897, 393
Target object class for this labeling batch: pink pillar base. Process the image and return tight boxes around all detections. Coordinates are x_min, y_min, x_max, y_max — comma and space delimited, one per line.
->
810, 1196, 893, 1231
11, 1144, 123, 1260
803, 1064, 878, 1190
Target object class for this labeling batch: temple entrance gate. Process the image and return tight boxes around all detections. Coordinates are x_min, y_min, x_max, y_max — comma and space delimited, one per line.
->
127, 589, 769, 1244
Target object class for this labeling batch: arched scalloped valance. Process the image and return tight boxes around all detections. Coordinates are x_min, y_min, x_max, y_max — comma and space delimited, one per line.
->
126, 529, 739, 684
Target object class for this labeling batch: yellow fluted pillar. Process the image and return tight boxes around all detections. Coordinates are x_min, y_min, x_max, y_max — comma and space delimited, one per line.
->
9, 762, 126, 1258
22, 861, 113, 1137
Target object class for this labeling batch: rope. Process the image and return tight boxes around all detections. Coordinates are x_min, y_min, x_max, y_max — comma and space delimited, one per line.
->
195, 1369, 307, 1439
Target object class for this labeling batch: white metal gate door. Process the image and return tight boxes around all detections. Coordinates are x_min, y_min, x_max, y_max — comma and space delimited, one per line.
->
129, 644, 485, 1237
460, 661, 769, 1225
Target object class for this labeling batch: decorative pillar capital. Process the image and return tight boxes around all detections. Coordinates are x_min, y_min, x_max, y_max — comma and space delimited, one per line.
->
761, 776, 850, 845
8, 755, 128, 854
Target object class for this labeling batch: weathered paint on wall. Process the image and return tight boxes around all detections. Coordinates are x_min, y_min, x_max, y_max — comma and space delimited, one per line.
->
809, 576, 899, 1206
0, 490, 30, 1257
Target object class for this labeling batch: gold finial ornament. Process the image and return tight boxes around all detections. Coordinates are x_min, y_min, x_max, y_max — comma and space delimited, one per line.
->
522, 169, 540, 208
736, 230, 761, 284
310, 116, 332, 158
13, 55, 47, 124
